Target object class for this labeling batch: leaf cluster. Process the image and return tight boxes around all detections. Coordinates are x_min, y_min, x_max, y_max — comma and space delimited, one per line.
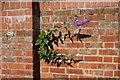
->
36, 22, 83, 67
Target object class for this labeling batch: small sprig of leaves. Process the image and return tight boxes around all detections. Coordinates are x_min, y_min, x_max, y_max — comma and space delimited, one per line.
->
36, 22, 84, 67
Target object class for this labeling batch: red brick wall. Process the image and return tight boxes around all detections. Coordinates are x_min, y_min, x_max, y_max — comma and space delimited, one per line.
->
40, 1, 120, 79
0, 2, 2, 79
1, 1, 33, 79
0, 1, 120, 80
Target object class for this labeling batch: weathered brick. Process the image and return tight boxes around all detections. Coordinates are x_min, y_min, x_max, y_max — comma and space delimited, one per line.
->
85, 2, 91, 8
104, 57, 112, 62
79, 2, 84, 8
53, 74, 68, 78
9, 63, 24, 69
41, 74, 52, 78
104, 71, 113, 76
61, 2, 66, 9
100, 36, 118, 42
50, 68, 65, 73
21, 2, 27, 8
79, 63, 97, 69
42, 68, 49, 72
67, 69, 83, 74
84, 56, 102, 62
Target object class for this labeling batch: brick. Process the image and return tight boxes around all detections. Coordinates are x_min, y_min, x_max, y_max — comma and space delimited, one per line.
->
2, 70, 17, 75
25, 9, 32, 15
82, 36, 98, 42
41, 74, 52, 78
43, 2, 49, 10
84, 42, 103, 48
15, 2, 20, 9
106, 64, 116, 70
104, 57, 112, 62
24, 30, 32, 36
2, 57, 16, 62
53, 74, 68, 78
88, 15, 105, 21
79, 49, 97, 55
83, 22, 99, 27
61, 2, 66, 9
2, 63, 9, 69
21, 2, 27, 8
25, 57, 33, 63
54, 10, 72, 16
44, 11, 53, 16
19, 10, 26, 15
109, 50, 118, 55
13, 50, 23, 56
4, 2, 9, 10
2, 11, 7, 16
50, 68, 65, 73
41, 23, 52, 29
104, 71, 113, 76
67, 69, 83, 74
105, 29, 115, 35
79, 2, 84, 8
66, 2, 73, 8
17, 70, 25, 76
100, 36, 118, 42
114, 57, 120, 63
89, 9, 100, 15
10, 2, 15, 9
24, 23, 32, 29
85, 2, 90, 8
26, 50, 32, 56
95, 70, 103, 76
104, 8, 118, 14
106, 14, 118, 21
16, 57, 24, 62
65, 43, 84, 48
104, 43, 114, 48
79, 63, 97, 69
98, 64, 106, 69
25, 71, 32, 76
58, 16, 67, 22
42, 68, 49, 72
0, 2, 3, 10
55, 2, 60, 9
16, 30, 25, 36
84, 29, 93, 34
70, 75, 78, 79
79, 75, 96, 79
114, 71, 120, 76
42, 17, 50, 23
26, 16, 32, 22
27, 2, 32, 8
9, 63, 24, 69
111, 2, 118, 7
91, 2, 97, 7
97, 2, 104, 7
49, 2, 54, 10
84, 56, 102, 62
104, 2, 110, 7
72, 2, 78, 8
26, 64, 33, 70
99, 49, 109, 55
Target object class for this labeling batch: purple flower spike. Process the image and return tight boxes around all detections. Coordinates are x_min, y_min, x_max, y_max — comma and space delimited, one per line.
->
73, 16, 89, 27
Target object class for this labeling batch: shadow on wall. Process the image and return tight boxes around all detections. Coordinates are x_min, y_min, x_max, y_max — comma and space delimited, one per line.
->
32, 2, 40, 80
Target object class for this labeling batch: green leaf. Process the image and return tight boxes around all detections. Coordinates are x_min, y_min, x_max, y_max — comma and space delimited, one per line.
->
63, 22, 66, 25
44, 39, 49, 44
